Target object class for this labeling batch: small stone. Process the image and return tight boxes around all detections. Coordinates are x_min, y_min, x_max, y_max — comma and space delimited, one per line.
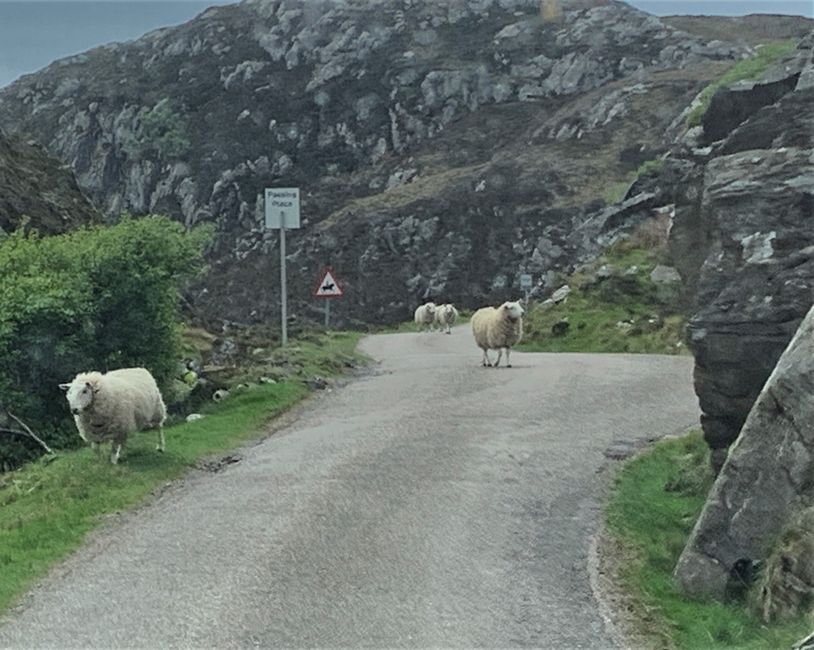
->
550, 285, 571, 303
212, 389, 230, 402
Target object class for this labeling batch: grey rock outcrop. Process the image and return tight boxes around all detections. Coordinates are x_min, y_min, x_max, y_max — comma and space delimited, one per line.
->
649, 264, 681, 304
659, 37, 814, 466
674, 303, 814, 600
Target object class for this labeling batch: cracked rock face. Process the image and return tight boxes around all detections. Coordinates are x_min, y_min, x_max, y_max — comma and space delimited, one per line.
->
648, 35, 814, 466
674, 303, 814, 600
686, 112, 814, 465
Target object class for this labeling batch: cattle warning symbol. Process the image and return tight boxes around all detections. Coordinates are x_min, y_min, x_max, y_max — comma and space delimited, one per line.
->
313, 268, 344, 298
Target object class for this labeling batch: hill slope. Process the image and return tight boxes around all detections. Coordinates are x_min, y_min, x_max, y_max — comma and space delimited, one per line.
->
0, 130, 98, 234
1, 0, 805, 325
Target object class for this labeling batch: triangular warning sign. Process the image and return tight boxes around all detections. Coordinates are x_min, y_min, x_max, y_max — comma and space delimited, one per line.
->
314, 268, 344, 298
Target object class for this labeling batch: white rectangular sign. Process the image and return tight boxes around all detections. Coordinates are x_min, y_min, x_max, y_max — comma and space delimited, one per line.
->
519, 274, 533, 290
264, 187, 301, 229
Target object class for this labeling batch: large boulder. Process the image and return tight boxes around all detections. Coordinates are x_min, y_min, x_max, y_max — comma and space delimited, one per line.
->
688, 144, 814, 467
674, 303, 814, 600
665, 37, 814, 466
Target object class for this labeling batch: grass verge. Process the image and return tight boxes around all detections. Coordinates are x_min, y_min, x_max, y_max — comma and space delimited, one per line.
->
605, 430, 811, 649
519, 245, 687, 354
0, 330, 365, 614
686, 40, 797, 128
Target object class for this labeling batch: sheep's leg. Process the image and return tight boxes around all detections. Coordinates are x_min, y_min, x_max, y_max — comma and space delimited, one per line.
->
110, 442, 122, 465
494, 348, 503, 367
157, 427, 165, 453
481, 349, 491, 367
506, 347, 512, 368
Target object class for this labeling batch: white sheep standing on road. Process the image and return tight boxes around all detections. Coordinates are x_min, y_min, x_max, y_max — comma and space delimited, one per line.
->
414, 301, 437, 332
471, 301, 525, 367
434, 303, 459, 334
60, 367, 167, 464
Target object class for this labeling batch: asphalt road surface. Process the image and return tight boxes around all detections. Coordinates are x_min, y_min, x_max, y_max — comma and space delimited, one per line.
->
0, 329, 699, 649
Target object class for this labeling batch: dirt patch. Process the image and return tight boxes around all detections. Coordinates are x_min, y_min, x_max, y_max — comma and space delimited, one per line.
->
196, 454, 242, 473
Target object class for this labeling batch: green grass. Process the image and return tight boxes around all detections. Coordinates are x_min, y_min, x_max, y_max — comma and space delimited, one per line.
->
0, 330, 365, 613
606, 431, 811, 649
603, 158, 667, 205
519, 246, 688, 354
686, 40, 797, 128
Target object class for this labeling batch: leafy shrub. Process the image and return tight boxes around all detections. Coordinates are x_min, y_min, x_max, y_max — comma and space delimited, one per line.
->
0, 217, 211, 469
123, 99, 191, 160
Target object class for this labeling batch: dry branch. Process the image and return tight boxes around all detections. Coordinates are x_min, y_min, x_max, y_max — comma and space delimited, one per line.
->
5, 412, 54, 455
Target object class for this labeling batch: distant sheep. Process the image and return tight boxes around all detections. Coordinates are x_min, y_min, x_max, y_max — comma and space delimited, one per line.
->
414, 301, 437, 332
471, 301, 525, 367
434, 303, 459, 334
59, 367, 166, 464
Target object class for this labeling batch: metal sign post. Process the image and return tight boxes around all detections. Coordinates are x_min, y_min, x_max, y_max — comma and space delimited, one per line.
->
280, 225, 287, 344
265, 188, 301, 346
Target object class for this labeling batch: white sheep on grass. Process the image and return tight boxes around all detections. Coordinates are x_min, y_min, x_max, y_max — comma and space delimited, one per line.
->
471, 301, 525, 367
59, 367, 167, 464
434, 303, 459, 334
413, 301, 437, 332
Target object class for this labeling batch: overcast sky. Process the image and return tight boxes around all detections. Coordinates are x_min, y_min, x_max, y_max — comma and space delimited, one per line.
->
0, 0, 811, 89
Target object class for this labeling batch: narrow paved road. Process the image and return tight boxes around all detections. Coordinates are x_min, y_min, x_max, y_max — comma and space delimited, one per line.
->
0, 329, 698, 649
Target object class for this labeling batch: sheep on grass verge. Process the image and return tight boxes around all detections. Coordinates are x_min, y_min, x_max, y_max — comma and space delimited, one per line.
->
60, 367, 167, 464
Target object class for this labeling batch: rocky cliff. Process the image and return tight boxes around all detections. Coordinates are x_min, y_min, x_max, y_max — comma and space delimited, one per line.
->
0, 0, 759, 325
0, 129, 99, 234
615, 34, 814, 465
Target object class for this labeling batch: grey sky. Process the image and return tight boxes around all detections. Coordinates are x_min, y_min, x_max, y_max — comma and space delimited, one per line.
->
630, 0, 812, 15
0, 0, 811, 89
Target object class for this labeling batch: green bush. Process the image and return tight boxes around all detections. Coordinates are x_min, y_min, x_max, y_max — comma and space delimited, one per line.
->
122, 99, 191, 160
0, 217, 211, 469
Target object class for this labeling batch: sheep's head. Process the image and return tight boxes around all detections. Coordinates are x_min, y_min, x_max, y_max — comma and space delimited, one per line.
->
59, 375, 100, 415
501, 301, 525, 321
425, 301, 437, 314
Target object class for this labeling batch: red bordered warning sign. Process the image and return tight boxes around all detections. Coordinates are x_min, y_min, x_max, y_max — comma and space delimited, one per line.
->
313, 267, 344, 298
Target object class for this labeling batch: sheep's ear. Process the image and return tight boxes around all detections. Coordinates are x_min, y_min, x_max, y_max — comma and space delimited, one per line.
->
58, 383, 71, 391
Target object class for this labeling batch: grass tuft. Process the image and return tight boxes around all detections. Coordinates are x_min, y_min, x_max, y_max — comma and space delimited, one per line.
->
519, 244, 687, 354
686, 40, 797, 128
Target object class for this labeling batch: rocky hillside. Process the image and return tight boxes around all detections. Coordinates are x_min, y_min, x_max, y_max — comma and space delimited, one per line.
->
0, 129, 99, 234
0, 0, 765, 325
